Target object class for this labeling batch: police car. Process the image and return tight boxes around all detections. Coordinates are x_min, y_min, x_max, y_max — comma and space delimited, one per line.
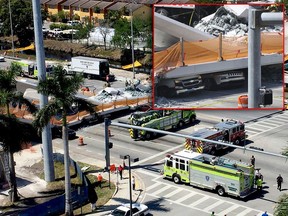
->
109, 203, 149, 216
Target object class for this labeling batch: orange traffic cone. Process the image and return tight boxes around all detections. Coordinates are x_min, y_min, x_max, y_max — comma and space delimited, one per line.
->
78, 137, 84, 146
108, 129, 112, 137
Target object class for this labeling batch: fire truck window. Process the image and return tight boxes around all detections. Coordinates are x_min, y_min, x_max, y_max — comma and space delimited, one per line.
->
166, 160, 172, 167
175, 158, 179, 169
240, 125, 244, 130
186, 161, 189, 171
180, 159, 185, 170
233, 128, 236, 133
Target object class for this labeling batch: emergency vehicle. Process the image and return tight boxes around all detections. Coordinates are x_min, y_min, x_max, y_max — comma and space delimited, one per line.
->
163, 150, 255, 198
12, 60, 53, 78
129, 110, 196, 140
184, 119, 246, 154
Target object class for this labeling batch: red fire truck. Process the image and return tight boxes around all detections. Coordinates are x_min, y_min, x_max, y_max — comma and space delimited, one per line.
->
184, 119, 246, 155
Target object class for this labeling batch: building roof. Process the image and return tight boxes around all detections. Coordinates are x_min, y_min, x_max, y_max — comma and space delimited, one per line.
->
46, 0, 65, 5
127, 3, 143, 11
41, 0, 52, 4
157, 0, 174, 3
107, 2, 128, 11
96, 1, 113, 9
172, 0, 193, 3
61, 0, 80, 6
81, 0, 101, 9
71, 0, 89, 6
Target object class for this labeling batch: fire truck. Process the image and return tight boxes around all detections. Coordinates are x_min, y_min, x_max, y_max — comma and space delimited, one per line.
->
129, 110, 196, 140
163, 150, 256, 198
184, 119, 246, 155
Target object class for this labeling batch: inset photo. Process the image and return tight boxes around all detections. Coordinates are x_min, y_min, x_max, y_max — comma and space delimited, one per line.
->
153, 4, 284, 109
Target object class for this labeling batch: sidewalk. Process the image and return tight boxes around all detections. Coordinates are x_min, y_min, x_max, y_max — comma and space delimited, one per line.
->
0, 144, 145, 215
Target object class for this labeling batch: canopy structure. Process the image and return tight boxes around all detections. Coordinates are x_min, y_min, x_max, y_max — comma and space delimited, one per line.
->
5, 43, 35, 52
122, 60, 142, 69
154, 32, 283, 74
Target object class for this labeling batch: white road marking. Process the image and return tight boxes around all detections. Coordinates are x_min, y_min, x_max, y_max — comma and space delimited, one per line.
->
217, 204, 243, 216
203, 200, 224, 212
189, 196, 210, 207
235, 208, 252, 216
151, 185, 171, 196
163, 188, 182, 198
145, 182, 162, 191
137, 169, 162, 178
176, 192, 197, 203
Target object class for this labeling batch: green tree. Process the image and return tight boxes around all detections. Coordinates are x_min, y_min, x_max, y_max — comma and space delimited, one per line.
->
32, 65, 89, 215
0, 68, 37, 202
111, 17, 131, 48
0, 0, 34, 46
274, 193, 288, 216
98, 19, 111, 50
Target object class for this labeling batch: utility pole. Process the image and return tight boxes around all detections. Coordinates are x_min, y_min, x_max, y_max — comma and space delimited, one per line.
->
248, 5, 283, 108
130, 1, 135, 79
8, 0, 15, 57
104, 118, 111, 188
31, 0, 55, 182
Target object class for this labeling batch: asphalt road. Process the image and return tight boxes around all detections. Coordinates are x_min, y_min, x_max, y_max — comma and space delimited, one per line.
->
50, 110, 288, 216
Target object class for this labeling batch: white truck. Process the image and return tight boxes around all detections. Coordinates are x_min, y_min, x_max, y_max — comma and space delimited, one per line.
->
63, 56, 115, 81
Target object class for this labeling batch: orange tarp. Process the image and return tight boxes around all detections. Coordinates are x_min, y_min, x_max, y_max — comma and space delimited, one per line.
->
154, 32, 283, 74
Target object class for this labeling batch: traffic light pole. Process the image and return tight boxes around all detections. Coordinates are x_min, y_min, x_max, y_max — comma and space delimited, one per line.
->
104, 118, 111, 188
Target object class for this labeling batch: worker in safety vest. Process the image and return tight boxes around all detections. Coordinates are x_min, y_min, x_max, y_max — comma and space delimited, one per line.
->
256, 178, 263, 191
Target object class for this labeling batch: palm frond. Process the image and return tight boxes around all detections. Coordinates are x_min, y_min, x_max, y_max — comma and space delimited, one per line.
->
33, 102, 60, 135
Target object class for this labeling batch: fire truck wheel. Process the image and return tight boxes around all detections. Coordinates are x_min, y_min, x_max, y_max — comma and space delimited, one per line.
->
210, 147, 216, 155
20, 72, 24, 77
173, 174, 181, 184
189, 115, 196, 123
145, 132, 152, 140
177, 120, 184, 128
216, 186, 225, 196
234, 138, 241, 146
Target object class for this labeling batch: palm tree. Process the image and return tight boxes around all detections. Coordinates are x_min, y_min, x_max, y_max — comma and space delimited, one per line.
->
274, 193, 288, 216
0, 68, 37, 202
33, 65, 91, 215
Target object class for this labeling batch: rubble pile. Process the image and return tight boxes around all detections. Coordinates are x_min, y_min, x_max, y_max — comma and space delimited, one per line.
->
88, 79, 151, 104
195, 6, 282, 37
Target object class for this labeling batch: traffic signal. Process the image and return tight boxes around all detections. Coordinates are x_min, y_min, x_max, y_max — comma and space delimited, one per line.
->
109, 142, 113, 149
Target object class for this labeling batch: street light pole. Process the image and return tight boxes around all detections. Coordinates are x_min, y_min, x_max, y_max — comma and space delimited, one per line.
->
130, 1, 135, 80
8, 0, 15, 57
127, 155, 132, 216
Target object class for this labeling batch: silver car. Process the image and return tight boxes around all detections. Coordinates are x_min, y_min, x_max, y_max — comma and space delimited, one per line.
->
109, 203, 149, 216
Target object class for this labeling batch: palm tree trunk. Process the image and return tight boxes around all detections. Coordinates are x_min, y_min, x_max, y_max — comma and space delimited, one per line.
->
63, 114, 73, 215
8, 149, 19, 202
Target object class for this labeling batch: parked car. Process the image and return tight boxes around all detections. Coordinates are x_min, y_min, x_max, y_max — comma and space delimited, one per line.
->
52, 126, 76, 140
0, 56, 5, 62
48, 28, 63, 37
67, 20, 81, 26
108, 203, 149, 216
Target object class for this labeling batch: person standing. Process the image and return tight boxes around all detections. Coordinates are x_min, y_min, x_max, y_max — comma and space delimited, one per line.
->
256, 178, 263, 192
97, 173, 103, 188
262, 211, 268, 216
250, 155, 255, 166
211, 211, 215, 216
277, 174, 283, 191
118, 165, 123, 180
88, 185, 98, 211
132, 176, 135, 190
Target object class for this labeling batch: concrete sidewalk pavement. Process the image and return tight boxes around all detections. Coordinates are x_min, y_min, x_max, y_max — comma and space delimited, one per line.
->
0, 143, 145, 215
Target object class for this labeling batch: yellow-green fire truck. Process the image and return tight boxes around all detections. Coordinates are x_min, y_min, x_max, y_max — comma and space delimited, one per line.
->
129, 110, 196, 140
12, 60, 53, 78
163, 150, 255, 198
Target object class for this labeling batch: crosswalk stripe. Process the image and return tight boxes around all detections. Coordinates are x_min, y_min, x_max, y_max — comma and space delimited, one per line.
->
203, 200, 224, 212
151, 185, 171, 196
264, 119, 285, 125
146, 182, 162, 192
272, 117, 288, 122
235, 208, 253, 216
176, 192, 197, 203
163, 188, 182, 198
217, 204, 241, 215
250, 124, 271, 129
260, 122, 279, 127
189, 195, 210, 207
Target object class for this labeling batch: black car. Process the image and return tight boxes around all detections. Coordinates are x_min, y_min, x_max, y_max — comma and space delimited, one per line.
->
52, 126, 77, 140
